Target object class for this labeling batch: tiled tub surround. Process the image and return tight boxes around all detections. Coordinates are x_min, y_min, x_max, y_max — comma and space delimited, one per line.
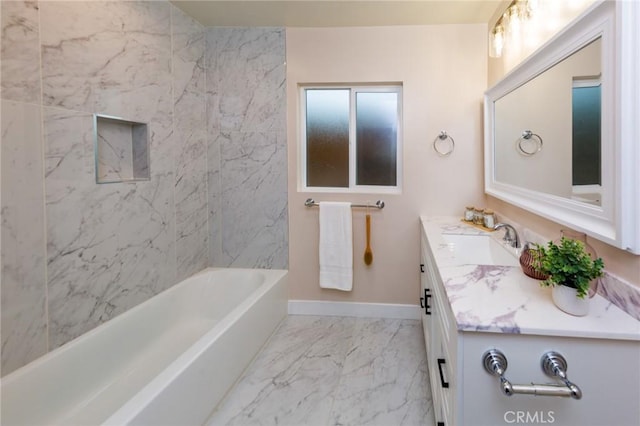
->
1, 269, 288, 426
206, 27, 288, 270
0, 0, 41, 103
1, 0, 288, 375
172, 5, 209, 283
1, 0, 48, 376
1, 100, 49, 375
207, 315, 433, 426
421, 217, 640, 339
0, 0, 203, 373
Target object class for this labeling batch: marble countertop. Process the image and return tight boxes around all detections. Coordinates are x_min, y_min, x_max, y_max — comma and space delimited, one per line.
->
421, 216, 640, 341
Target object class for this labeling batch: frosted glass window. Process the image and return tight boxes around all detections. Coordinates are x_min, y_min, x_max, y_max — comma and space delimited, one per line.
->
305, 89, 350, 187
572, 85, 601, 186
356, 92, 398, 186
301, 85, 402, 191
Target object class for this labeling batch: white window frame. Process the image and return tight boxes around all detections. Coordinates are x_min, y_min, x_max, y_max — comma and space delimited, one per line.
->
298, 84, 403, 194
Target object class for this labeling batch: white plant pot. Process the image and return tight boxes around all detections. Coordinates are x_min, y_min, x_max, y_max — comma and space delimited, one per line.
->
552, 285, 589, 316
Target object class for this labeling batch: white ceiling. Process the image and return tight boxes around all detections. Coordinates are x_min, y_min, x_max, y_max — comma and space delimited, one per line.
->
170, 0, 504, 27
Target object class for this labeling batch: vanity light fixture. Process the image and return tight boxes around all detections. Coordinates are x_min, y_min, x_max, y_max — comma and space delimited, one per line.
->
489, 0, 593, 59
489, 24, 505, 58
489, 0, 535, 58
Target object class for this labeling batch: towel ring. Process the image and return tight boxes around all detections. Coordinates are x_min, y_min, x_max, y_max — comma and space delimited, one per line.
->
433, 131, 454, 157
516, 130, 543, 156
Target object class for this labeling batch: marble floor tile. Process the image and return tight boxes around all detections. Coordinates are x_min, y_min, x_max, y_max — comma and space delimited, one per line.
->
330, 319, 433, 426
207, 316, 435, 426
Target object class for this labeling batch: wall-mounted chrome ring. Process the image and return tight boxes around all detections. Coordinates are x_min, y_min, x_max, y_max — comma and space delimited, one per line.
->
516, 130, 543, 156
433, 131, 455, 157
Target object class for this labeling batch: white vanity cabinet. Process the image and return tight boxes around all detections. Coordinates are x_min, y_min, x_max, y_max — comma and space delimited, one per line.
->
420, 234, 459, 425
420, 217, 640, 426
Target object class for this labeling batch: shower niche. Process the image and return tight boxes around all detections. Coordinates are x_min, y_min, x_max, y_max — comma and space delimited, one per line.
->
94, 114, 150, 184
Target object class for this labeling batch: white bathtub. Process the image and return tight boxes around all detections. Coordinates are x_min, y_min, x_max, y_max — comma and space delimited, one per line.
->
1, 268, 288, 425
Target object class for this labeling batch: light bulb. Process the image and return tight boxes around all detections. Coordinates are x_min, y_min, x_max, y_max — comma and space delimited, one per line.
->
489, 25, 505, 58
506, 5, 522, 57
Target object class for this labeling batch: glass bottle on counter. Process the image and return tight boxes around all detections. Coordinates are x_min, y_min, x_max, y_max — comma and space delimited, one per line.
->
473, 208, 485, 225
464, 206, 475, 222
483, 210, 496, 229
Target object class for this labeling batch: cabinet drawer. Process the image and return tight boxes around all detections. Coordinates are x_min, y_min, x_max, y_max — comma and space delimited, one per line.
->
435, 340, 455, 426
430, 281, 458, 361
431, 281, 451, 344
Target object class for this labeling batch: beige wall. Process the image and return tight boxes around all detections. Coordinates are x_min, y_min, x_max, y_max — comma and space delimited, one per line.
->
286, 25, 487, 304
486, 1, 640, 287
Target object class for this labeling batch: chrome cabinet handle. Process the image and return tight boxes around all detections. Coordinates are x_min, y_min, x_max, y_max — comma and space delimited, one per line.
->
482, 349, 582, 399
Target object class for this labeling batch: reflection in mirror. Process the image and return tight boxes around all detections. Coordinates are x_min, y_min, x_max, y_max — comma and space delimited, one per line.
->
486, 0, 640, 254
572, 78, 601, 205
494, 38, 601, 205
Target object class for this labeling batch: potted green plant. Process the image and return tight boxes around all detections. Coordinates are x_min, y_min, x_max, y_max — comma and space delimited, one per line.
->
532, 237, 604, 316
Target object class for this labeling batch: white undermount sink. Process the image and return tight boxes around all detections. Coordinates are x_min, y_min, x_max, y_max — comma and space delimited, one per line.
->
441, 234, 520, 266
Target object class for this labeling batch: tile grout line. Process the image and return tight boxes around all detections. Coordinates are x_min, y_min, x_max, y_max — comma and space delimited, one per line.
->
36, 0, 50, 356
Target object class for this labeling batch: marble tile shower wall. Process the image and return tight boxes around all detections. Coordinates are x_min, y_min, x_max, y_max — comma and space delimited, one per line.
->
0, 1, 210, 375
206, 28, 288, 269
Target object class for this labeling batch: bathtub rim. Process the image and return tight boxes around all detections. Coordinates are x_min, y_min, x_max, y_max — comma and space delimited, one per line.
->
1, 267, 212, 384
102, 267, 287, 425
1, 267, 288, 426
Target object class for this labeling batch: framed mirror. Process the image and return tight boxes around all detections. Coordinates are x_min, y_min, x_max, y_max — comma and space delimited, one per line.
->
484, 0, 640, 254
493, 38, 602, 205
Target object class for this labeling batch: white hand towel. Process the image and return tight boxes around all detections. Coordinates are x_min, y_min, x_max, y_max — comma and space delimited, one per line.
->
319, 202, 353, 291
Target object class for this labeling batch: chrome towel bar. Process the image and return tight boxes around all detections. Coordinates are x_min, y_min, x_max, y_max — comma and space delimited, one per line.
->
482, 349, 582, 400
304, 198, 385, 209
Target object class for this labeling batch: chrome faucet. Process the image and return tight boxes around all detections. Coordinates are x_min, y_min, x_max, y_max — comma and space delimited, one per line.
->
494, 223, 521, 248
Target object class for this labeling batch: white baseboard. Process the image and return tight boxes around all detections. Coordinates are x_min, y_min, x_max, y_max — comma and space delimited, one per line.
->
288, 300, 421, 320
